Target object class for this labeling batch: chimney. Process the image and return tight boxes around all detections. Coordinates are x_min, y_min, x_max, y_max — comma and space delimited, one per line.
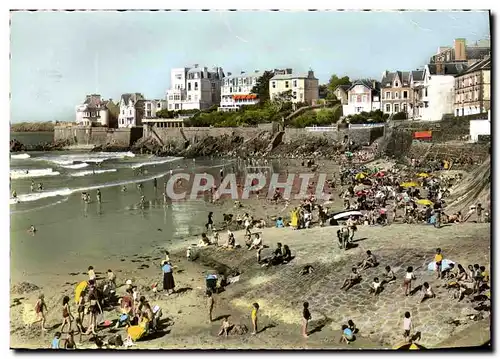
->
241, 71, 246, 75
194, 64, 199, 68
308, 70, 314, 78
454, 38, 466, 61
227, 72, 232, 76
286, 68, 293, 74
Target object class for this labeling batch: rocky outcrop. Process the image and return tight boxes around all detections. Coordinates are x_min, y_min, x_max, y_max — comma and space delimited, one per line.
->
10, 139, 70, 152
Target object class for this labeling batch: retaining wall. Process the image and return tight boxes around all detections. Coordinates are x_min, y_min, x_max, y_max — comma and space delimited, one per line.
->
54, 127, 143, 147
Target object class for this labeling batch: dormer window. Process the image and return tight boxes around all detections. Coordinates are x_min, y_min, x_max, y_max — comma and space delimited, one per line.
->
395, 82, 399, 87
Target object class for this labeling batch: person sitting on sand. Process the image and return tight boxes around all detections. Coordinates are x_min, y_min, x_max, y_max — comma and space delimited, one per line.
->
369, 277, 382, 296
440, 263, 455, 280
248, 233, 262, 251
357, 250, 378, 271
340, 324, 354, 344
225, 230, 236, 248
383, 266, 396, 283
420, 282, 435, 303
299, 265, 314, 275
341, 268, 361, 291
275, 217, 285, 228
282, 245, 292, 263
198, 233, 211, 247
218, 317, 232, 337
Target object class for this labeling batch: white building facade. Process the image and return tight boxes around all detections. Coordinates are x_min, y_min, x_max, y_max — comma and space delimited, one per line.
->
342, 80, 381, 116
75, 94, 109, 127
165, 65, 224, 111
118, 93, 145, 128
421, 63, 466, 122
219, 71, 262, 112
143, 99, 167, 119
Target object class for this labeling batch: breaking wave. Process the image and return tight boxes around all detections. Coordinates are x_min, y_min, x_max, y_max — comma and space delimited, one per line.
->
69, 169, 117, 177
10, 168, 60, 180
130, 157, 183, 169
11, 153, 31, 159
60, 163, 89, 170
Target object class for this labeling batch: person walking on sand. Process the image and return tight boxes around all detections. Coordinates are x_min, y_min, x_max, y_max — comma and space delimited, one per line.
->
60, 296, 74, 334
206, 212, 214, 231
302, 302, 312, 338
404, 266, 416, 296
32, 294, 48, 332
207, 290, 215, 323
251, 303, 259, 335
161, 260, 175, 296
85, 292, 102, 336
403, 311, 413, 342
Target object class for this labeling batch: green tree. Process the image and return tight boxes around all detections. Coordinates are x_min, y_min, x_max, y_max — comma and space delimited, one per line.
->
318, 84, 328, 99
250, 70, 274, 104
327, 75, 351, 99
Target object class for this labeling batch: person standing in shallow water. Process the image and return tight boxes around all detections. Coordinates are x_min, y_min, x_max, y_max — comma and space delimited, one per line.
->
96, 189, 101, 203
153, 178, 157, 191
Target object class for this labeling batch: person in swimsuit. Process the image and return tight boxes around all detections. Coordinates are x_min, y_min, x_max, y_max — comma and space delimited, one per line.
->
420, 282, 435, 303
251, 303, 259, 335
60, 296, 73, 334
96, 189, 101, 203
76, 290, 86, 330
32, 294, 48, 332
207, 290, 215, 323
206, 212, 214, 231
302, 302, 312, 338
85, 293, 102, 336
341, 268, 361, 291
404, 266, 416, 296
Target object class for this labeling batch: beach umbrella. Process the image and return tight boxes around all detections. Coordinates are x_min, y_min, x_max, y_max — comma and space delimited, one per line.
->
393, 342, 426, 350
401, 182, 419, 188
417, 172, 430, 178
355, 173, 367, 180
75, 281, 88, 304
416, 199, 433, 206
427, 259, 455, 272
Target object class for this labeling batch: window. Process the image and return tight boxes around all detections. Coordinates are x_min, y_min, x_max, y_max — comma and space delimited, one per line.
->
211, 83, 216, 89
175, 74, 182, 80
385, 92, 390, 99
195, 95, 198, 101
403, 91, 408, 99
187, 95, 191, 101
293, 91, 297, 98
395, 92, 399, 99
395, 82, 399, 87
175, 104, 179, 110
188, 83, 191, 91
394, 104, 400, 112
402, 103, 407, 113
195, 82, 198, 91
385, 104, 391, 112
285, 81, 289, 88
122, 109, 125, 115
239, 87, 241, 92
229, 87, 232, 93
272, 82, 276, 89
391, 92, 395, 100
293, 80, 297, 87
362, 95, 367, 102
157, 102, 161, 108
424, 88, 428, 97
169, 96, 173, 100
356, 95, 361, 103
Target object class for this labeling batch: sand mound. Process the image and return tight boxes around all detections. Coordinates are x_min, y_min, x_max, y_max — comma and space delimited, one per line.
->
446, 156, 490, 214
11, 282, 40, 295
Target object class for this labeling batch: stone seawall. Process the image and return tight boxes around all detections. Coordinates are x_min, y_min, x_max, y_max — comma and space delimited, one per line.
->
147, 126, 385, 148
54, 127, 143, 147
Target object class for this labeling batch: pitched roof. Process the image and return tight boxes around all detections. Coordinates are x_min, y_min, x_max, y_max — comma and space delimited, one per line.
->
466, 47, 491, 61
381, 71, 411, 87
270, 72, 317, 81
411, 70, 424, 82
334, 84, 351, 92
348, 79, 380, 95
223, 71, 264, 80
121, 93, 144, 104
455, 56, 491, 77
427, 63, 468, 76
83, 94, 103, 108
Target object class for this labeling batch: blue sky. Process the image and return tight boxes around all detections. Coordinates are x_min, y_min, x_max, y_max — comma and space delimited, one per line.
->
10, 10, 490, 122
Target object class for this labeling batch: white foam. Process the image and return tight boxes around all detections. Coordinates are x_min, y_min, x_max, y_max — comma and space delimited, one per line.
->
130, 157, 183, 169
36, 151, 137, 166
10, 188, 73, 204
10, 168, 60, 179
11, 153, 31, 159
61, 163, 89, 169
69, 169, 117, 177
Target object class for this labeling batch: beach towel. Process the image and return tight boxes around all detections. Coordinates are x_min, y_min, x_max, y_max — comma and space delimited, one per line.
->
127, 318, 149, 342
427, 259, 454, 272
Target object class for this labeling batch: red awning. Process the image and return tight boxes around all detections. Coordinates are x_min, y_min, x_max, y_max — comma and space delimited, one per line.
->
414, 131, 432, 139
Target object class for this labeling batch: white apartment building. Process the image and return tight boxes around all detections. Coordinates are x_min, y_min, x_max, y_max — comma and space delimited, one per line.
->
118, 93, 145, 128
269, 70, 319, 105
421, 63, 466, 122
165, 65, 224, 111
219, 70, 262, 112
75, 94, 110, 127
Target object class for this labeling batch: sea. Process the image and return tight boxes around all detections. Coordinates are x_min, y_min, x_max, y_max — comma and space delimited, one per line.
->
9, 133, 274, 285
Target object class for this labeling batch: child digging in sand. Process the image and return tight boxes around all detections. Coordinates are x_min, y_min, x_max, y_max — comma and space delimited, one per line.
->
251, 303, 259, 335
